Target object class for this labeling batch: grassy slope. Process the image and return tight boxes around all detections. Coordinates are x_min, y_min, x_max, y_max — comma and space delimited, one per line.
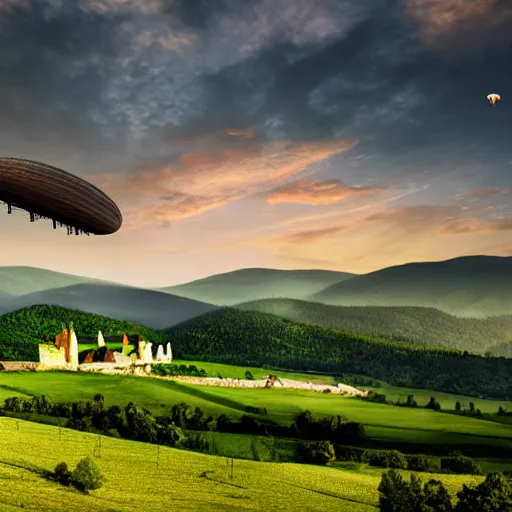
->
311, 255, 512, 317
0, 372, 510, 452
0, 417, 487, 512
236, 298, 512, 355
161, 268, 354, 305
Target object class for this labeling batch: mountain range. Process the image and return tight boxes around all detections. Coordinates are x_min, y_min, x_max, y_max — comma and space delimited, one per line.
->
159, 268, 354, 305
0, 256, 512, 353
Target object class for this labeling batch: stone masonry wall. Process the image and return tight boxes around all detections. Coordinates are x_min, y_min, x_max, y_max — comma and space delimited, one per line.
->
38, 344, 68, 368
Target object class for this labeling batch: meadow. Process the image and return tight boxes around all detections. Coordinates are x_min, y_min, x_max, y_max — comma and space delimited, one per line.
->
0, 416, 485, 512
0, 370, 511, 457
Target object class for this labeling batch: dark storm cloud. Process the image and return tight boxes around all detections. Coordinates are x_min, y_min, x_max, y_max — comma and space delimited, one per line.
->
0, 0, 510, 180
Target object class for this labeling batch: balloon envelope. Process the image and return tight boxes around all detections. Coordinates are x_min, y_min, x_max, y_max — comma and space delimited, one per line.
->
0, 157, 122, 235
487, 93, 501, 106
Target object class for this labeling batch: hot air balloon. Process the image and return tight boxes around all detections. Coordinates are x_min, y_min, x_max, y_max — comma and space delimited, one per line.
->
487, 93, 501, 107
0, 157, 122, 235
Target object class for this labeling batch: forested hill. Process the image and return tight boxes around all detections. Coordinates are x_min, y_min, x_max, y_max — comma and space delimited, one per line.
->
166, 309, 512, 400
236, 299, 512, 355
0, 305, 167, 360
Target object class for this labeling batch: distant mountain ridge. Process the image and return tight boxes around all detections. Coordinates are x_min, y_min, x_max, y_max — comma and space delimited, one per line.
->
0, 266, 107, 295
0, 283, 217, 329
311, 255, 512, 317
236, 298, 512, 356
159, 268, 355, 305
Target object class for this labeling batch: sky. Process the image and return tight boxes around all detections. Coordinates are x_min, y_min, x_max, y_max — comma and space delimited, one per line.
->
0, 0, 511, 287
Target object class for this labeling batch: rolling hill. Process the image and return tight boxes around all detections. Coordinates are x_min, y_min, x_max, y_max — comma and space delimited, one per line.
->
236, 298, 512, 355
0, 266, 106, 295
311, 256, 512, 317
0, 304, 167, 360
166, 308, 512, 400
160, 268, 355, 305
0, 283, 217, 329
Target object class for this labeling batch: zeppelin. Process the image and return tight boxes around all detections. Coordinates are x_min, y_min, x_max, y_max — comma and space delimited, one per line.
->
0, 157, 122, 235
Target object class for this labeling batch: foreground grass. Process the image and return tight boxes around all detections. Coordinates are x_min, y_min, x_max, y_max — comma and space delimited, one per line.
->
0, 417, 484, 512
0, 372, 510, 452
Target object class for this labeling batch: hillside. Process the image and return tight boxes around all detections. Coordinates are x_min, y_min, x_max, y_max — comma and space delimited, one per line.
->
0, 417, 483, 512
0, 283, 217, 329
236, 299, 512, 355
160, 268, 354, 305
0, 266, 106, 295
166, 309, 512, 400
311, 255, 512, 317
0, 305, 167, 360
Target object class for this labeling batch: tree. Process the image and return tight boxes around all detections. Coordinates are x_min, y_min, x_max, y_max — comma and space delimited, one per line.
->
71, 456, 103, 493
455, 401, 461, 412
378, 469, 414, 512
296, 440, 335, 465
423, 479, 453, 512
455, 472, 512, 511
469, 402, 475, 413
378, 470, 454, 512
244, 370, 254, 380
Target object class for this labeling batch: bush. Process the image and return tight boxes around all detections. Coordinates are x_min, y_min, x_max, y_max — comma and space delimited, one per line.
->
244, 370, 254, 380
71, 456, 103, 493
367, 449, 408, 469
53, 462, 72, 486
406, 454, 442, 473
441, 456, 483, 475
296, 440, 335, 465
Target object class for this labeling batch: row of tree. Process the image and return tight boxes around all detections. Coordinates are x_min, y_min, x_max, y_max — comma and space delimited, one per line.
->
378, 469, 512, 511
1, 395, 366, 448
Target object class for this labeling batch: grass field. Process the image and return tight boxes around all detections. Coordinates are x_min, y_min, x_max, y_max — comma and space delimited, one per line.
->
0, 371, 510, 452
0, 416, 485, 511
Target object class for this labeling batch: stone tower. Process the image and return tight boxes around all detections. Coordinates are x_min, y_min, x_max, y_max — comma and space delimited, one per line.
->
68, 322, 79, 370
97, 330, 105, 347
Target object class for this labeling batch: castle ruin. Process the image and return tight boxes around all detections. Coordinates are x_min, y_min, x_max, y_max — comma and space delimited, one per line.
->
38, 325, 172, 371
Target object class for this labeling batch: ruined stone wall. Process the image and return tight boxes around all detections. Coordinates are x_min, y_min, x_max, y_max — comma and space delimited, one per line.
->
38, 344, 67, 368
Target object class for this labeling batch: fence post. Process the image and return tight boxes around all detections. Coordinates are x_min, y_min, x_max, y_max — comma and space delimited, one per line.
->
98, 435, 102, 458
156, 445, 160, 468
230, 458, 234, 479
16, 421, 19, 432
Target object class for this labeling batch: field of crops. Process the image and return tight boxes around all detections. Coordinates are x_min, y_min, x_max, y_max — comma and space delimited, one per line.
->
0, 417, 484, 512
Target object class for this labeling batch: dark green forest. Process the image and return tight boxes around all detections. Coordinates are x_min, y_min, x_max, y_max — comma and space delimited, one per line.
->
0, 305, 167, 360
166, 309, 512, 400
237, 299, 512, 356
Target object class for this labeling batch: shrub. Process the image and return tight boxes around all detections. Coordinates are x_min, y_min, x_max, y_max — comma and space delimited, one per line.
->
406, 454, 442, 473
53, 462, 72, 486
296, 440, 335, 465
367, 449, 408, 469
244, 370, 254, 380
441, 456, 483, 475
71, 456, 103, 493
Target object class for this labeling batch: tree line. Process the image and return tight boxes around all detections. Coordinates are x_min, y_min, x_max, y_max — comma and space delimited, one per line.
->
378, 469, 512, 511
166, 309, 512, 400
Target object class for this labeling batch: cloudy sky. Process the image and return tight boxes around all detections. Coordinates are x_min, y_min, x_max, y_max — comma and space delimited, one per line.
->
0, 0, 511, 287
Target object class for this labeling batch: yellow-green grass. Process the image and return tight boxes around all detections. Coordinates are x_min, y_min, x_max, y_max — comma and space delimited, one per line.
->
0, 372, 510, 451
366, 380, 512, 414
173, 359, 335, 384
78, 343, 124, 352
174, 359, 512, 414
0, 417, 484, 512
